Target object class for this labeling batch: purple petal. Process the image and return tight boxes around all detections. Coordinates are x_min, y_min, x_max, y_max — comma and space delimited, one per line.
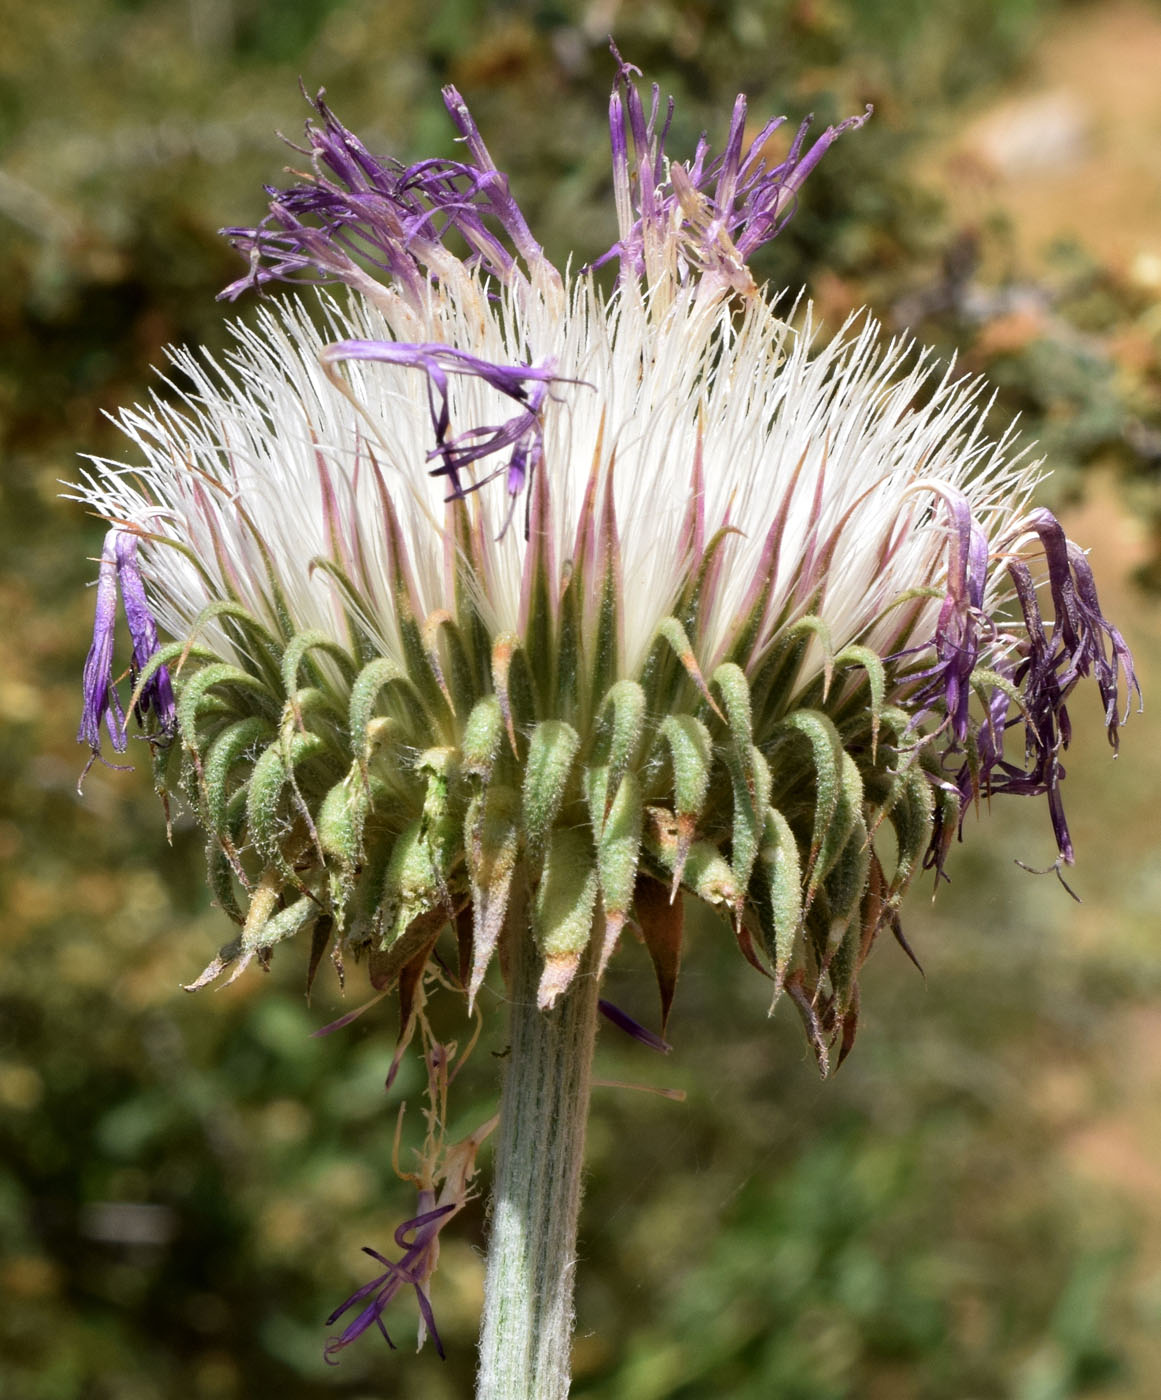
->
77, 529, 176, 790
897, 486, 991, 747
441, 85, 544, 271
734, 105, 873, 258
392, 1201, 456, 1252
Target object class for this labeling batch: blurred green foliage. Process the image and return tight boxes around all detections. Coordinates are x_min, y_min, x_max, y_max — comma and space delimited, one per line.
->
3, 1, 1161, 1397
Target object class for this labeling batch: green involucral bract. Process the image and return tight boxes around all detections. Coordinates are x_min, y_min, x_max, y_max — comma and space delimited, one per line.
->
163, 495, 934, 1072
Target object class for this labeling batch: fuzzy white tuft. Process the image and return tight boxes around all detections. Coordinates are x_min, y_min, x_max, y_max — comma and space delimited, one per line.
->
75, 266, 1037, 682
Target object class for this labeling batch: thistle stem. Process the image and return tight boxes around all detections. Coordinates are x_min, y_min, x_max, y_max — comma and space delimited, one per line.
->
476, 920, 600, 1400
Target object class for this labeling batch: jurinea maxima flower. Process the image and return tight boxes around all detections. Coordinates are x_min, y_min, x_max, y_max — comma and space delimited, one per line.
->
75, 53, 1136, 1080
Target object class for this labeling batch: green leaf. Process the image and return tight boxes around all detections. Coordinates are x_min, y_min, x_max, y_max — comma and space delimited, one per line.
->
880, 761, 935, 903
824, 811, 872, 928
183, 599, 285, 685
833, 643, 888, 756
595, 679, 646, 782
447, 496, 492, 694
415, 747, 461, 876
682, 841, 743, 914
811, 750, 865, 897
245, 733, 326, 862
317, 762, 372, 870
655, 617, 723, 718
491, 633, 538, 756
318, 762, 383, 928
768, 708, 844, 883
241, 894, 317, 961
520, 463, 556, 716
555, 559, 581, 719
304, 556, 379, 666
393, 579, 454, 738
673, 524, 737, 642
589, 467, 623, 712
826, 909, 863, 1017
749, 614, 839, 737
348, 657, 424, 764
380, 819, 440, 947
280, 686, 345, 746
728, 743, 772, 893
586, 680, 647, 825
205, 835, 245, 926
423, 611, 478, 719
658, 713, 713, 821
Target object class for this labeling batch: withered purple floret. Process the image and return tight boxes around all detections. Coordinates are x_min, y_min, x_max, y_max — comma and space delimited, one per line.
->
593, 44, 871, 288
1013, 510, 1139, 736
915, 495, 1139, 877
115, 532, 177, 735
77, 530, 127, 756
324, 1195, 456, 1364
220, 87, 543, 305
77, 529, 175, 785
323, 339, 558, 519
903, 487, 992, 747
987, 512, 1139, 860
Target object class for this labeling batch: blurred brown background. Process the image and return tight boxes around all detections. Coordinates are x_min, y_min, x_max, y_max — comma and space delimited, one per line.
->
2, 1, 1160, 1397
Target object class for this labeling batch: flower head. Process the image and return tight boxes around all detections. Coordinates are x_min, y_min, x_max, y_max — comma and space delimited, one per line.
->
75, 59, 1135, 1074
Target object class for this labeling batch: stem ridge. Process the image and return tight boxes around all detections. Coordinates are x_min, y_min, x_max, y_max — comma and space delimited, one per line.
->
477, 904, 600, 1399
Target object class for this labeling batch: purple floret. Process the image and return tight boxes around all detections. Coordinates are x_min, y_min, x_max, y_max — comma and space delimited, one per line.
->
77, 528, 175, 787
77, 531, 127, 757
323, 340, 559, 530
220, 88, 545, 307
324, 1195, 456, 1363
115, 532, 176, 736
912, 494, 1139, 877
593, 44, 871, 289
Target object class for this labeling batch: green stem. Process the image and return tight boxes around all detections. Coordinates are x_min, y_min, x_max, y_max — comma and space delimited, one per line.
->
476, 917, 600, 1400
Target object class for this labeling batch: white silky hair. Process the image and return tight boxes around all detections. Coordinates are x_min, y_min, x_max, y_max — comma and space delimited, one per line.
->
74, 259, 1038, 678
